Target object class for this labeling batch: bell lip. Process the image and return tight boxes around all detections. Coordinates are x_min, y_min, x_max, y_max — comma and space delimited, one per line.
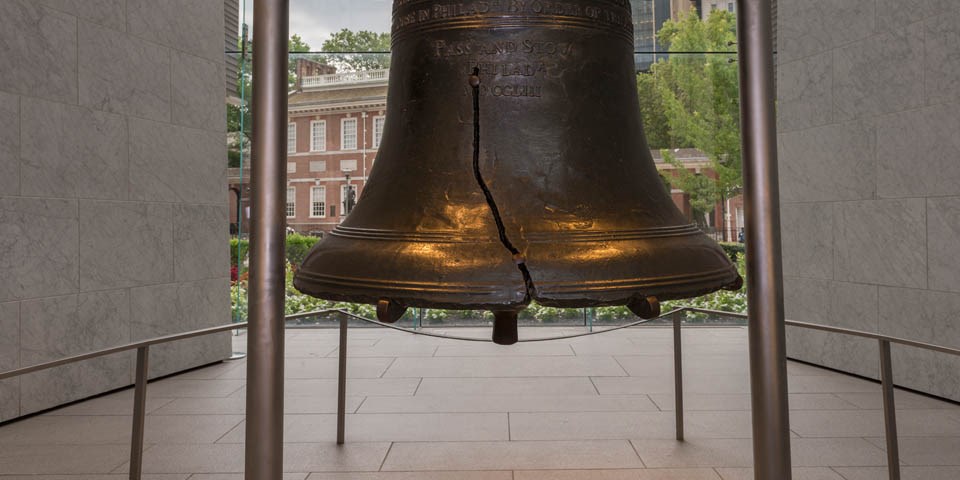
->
293, 263, 741, 312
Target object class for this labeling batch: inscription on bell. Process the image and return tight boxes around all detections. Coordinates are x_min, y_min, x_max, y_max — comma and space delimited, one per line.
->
434, 39, 574, 58
395, 0, 633, 32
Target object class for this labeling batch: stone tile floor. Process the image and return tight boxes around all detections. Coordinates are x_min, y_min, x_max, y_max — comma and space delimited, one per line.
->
1, 326, 959, 479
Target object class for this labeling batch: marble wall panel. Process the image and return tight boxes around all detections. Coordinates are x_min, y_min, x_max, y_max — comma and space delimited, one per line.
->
877, 102, 960, 198
0, 197, 79, 302
172, 52, 227, 132
0, 92, 18, 196
130, 279, 230, 378
38, 0, 126, 30
126, 0, 225, 62
879, 287, 960, 350
0, 1, 77, 103
784, 277, 880, 378
776, 51, 833, 132
834, 24, 925, 121
174, 204, 229, 282
20, 98, 128, 200
129, 119, 226, 205
876, 0, 955, 30
19, 293, 131, 414
78, 21, 171, 122
777, 0, 874, 63
779, 0, 960, 402
0, 302, 20, 421
924, 11, 960, 106
79, 200, 174, 291
891, 346, 960, 401
928, 197, 960, 293
781, 203, 834, 280
778, 120, 875, 203
834, 199, 926, 288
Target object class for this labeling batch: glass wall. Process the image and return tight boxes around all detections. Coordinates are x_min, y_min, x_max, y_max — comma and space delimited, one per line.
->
229, 1, 747, 332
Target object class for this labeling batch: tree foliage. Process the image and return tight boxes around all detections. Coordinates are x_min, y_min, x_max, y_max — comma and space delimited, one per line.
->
227, 32, 316, 166
637, 10, 742, 224
321, 29, 391, 72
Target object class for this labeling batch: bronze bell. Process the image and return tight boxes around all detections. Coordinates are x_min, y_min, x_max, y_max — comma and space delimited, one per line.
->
294, 0, 742, 344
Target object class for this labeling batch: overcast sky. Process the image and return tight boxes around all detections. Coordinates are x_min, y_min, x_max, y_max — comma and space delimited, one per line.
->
242, 0, 392, 50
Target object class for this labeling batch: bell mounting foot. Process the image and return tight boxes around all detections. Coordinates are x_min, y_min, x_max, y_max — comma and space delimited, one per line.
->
376, 299, 408, 324
628, 296, 661, 319
725, 275, 745, 291
492, 311, 519, 345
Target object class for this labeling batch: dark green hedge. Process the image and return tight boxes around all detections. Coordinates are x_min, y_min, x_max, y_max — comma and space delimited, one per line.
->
719, 241, 745, 261
230, 234, 321, 268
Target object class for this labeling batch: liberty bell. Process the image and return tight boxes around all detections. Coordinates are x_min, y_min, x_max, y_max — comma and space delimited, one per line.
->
295, 0, 742, 344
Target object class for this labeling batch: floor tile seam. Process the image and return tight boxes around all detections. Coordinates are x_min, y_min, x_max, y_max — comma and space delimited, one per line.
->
411, 377, 424, 395
353, 396, 367, 414
378, 357, 400, 378
828, 466, 855, 480
378, 441, 394, 471
107, 442, 158, 474
627, 439, 648, 468
609, 355, 632, 377
210, 416, 245, 444
588, 376, 602, 395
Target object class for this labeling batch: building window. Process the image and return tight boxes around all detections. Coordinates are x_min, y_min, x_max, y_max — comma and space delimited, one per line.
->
373, 116, 385, 149
286, 187, 296, 218
287, 123, 296, 153
287, 162, 296, 174
711, 3, 717, 11
340, 159, 357, 172
309, 160, 326, 172
310, 186, 326, 217
341, 184, 357, 216
310, 120, 326, 152
341, 118, 357, 150
727, 2, 734, 12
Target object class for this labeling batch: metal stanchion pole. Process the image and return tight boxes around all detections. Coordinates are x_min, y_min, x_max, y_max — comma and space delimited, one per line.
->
672, 310, 684, 441
879, 340, 901, 480
245, 0, 289, 478
337, 316, 348, 444
736, 1, 793, 479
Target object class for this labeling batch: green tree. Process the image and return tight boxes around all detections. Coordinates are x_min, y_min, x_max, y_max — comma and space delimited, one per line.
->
227, 31, 316, 167
321, 29, 391, 71
637, 10, 742, 227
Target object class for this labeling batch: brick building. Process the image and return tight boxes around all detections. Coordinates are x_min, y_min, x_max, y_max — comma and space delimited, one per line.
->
654, 148, 745, 243
229, 59, 388, 236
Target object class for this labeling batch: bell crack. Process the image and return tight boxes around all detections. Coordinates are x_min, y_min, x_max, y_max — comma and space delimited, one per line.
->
469, 67, 536, 301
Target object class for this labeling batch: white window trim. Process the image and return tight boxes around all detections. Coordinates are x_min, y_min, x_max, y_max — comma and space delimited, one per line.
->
309, 186, 326, 218
287, 123, 296, 154
341, 118, 358, 151
372, 115, 386, 149
340, 159, 358, 172
286, 186, 296, 218
310, 120, 326, 152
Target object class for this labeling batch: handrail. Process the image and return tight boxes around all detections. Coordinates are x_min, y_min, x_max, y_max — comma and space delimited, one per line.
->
0, 321, 243, 381
1, 305, 956, 480
783, 319, 960, 357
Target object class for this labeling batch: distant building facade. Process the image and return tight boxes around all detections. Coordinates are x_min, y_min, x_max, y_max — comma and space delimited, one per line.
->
654, 148, 745, 243
230, 59, 388, 236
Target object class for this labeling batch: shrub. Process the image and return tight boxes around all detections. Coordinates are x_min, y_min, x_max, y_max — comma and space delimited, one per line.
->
230, 234, 321, 273
286, 233, 321, 267
719, 241, 745, 261
230, 238, 249, 269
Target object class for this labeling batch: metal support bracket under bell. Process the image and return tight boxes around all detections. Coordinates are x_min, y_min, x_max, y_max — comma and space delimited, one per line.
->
628, 296, 661, 319
492, 311, 519, 345
377, 299, 408, 324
